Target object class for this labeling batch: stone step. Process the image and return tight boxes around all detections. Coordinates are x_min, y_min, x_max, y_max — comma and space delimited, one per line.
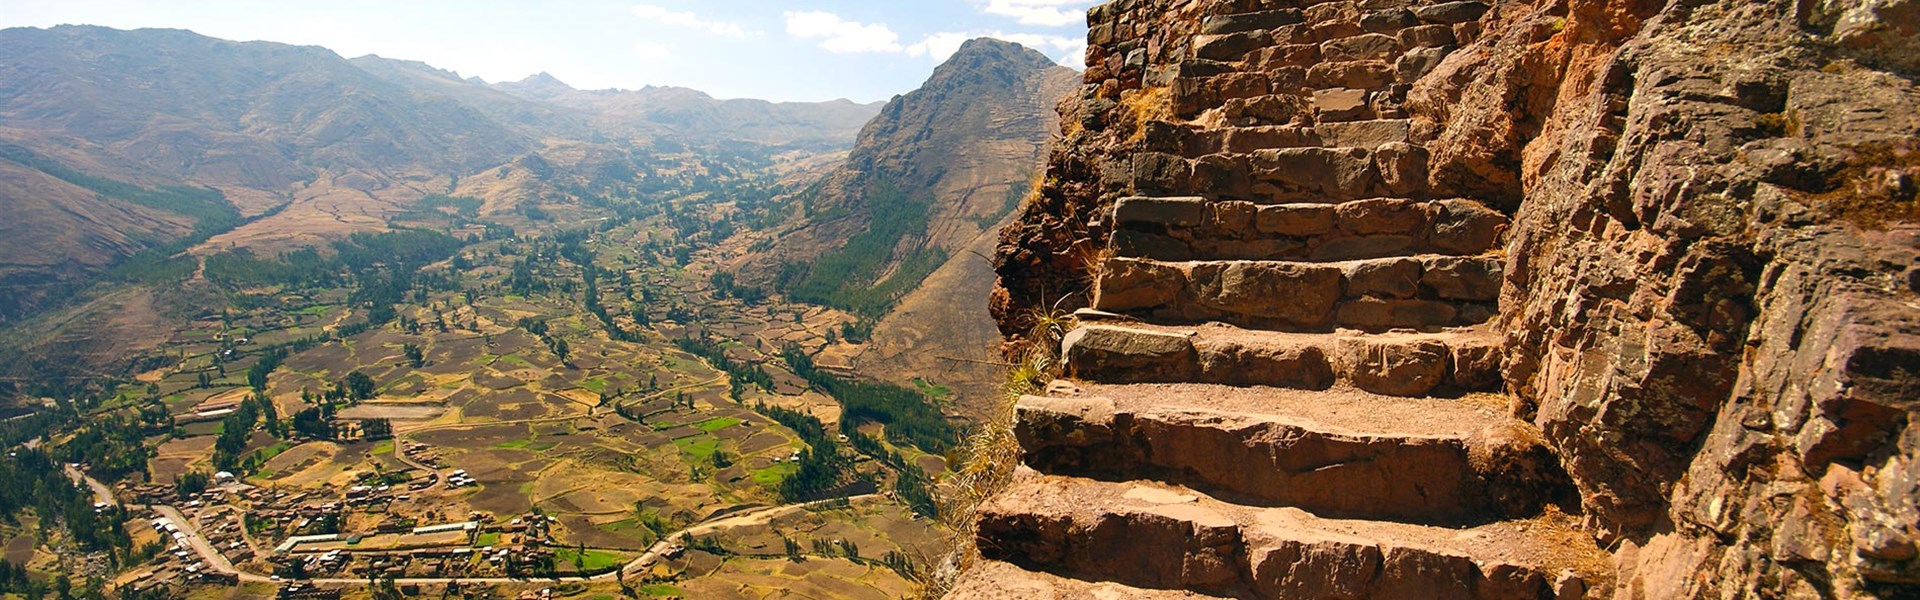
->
1017, 382, 1564, 523
947, 559, 1235, 600
1196, 31, 1275, 62
1171, 72, 1277, 119
1413, 1, 1493, 25
1170, 145, 1431, 202
1171, 71, 1397, 124
1093, 256, 1501, 333
1144, 119, 1414, 156
975, 471, 1608, 599
1304, 60, 1399, 92
1140, 147, 1430, 204
1204, 0, 1350, 18
1059, 321, 1501, 396
1201, 9, 1305, 35
1110, 196, 1507, 261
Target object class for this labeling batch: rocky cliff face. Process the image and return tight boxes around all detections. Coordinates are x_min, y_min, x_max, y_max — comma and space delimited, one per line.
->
740, 38, 1076, 314
969, 0, 1920, 597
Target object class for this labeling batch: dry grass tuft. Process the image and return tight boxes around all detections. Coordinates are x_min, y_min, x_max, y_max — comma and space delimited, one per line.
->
1120, 86, 1174, 145
1070, 243, 1116, 311
916, 307, 1074, 598
1810, 140, 1920, 229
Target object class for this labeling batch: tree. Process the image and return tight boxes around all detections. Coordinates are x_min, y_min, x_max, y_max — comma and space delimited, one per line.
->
343, 371, 377, 401
360, 419, 393, 440
247, 348, 287, 390
402, 344, 425, 368
291, 407, 334, 440
175, 471, 212, 499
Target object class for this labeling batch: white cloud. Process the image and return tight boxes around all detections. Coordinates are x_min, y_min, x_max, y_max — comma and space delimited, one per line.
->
632, 4, 751, 38
779, 11, 1086, 69
904, 32, 973, 62
980, 0, 1093, 27
784, 10, 902, 53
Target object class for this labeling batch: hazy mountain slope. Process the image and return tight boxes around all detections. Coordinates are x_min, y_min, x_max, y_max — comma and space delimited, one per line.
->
346, 56, 593, 139
748, 38, 1076, 317
0, 26, 529, 184
492, 73, 882, 149
0, 25, 545, 320
853, 212, 1019, 416
0, 157, 198, 319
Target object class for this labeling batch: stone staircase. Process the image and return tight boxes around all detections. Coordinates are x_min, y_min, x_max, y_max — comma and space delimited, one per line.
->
954, 0, 1613, 598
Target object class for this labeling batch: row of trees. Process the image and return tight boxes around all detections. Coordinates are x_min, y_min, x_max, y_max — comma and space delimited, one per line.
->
753, 403, 853, 502
781, 345, 958, 454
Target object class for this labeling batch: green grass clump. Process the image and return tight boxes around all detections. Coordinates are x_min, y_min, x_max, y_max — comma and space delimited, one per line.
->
674, 437, 720, 462
554, 547, 624, 572
751, 461, 798, 488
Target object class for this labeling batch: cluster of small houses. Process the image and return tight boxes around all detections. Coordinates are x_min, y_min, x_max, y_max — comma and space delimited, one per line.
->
402, 441, 448, 469
445, 469, 477, 488
120, 512, 241, 596
114, 463, 578, 594
266, 514, 561, 580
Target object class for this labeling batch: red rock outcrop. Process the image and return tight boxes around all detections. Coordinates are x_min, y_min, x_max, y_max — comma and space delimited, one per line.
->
971, 0, 1920, 597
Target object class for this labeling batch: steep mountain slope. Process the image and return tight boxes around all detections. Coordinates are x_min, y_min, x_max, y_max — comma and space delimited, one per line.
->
751, 38, 1077, 315
730, 38, 1075, 407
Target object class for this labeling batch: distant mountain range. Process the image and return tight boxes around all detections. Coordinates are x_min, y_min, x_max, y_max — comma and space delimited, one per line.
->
0, 26, 1077, 409
0, 25, 880, 322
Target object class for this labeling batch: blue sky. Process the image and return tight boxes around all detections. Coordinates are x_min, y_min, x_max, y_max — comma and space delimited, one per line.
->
0, 0, 1093, 102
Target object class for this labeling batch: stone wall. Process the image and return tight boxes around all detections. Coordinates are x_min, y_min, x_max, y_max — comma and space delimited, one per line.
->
987, 0, 1920, 595
992, 0, 1206, 334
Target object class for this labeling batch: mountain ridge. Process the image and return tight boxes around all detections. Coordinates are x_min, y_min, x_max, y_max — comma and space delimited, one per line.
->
0, 24, 883, 324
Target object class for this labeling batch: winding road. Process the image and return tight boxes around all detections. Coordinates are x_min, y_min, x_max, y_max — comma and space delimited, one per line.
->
64, 463, 119, 508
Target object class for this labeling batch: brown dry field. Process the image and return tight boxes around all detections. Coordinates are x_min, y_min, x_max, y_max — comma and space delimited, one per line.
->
3, 534, 33, 566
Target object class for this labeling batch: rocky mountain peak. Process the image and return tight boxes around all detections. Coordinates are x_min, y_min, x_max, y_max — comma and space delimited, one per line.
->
934, 37, 1068, 81
497, 71, 576, 98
